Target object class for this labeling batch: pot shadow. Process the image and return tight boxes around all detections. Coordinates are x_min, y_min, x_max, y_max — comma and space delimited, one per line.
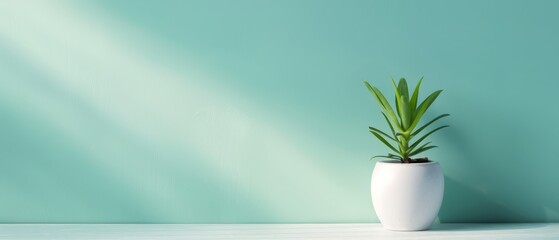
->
433, 177, 551, 232
433, 109, 559, 225
438, 177, 521, 222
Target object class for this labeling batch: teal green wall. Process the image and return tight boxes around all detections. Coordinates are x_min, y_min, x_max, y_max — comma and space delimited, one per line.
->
1, 0, 558, 223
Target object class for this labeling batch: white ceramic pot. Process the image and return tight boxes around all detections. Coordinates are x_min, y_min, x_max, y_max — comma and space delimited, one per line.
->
371, 160, 444, 231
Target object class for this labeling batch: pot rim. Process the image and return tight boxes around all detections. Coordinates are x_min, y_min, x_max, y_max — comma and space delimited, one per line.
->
376, 160, 439, 166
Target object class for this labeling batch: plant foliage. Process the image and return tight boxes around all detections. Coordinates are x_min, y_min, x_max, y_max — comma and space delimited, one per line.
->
364, 77, 449, 163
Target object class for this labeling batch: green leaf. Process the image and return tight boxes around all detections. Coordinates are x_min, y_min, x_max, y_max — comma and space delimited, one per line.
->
369, 154, 402, 161
397, 139, 405, 153
391, 78, 403, 127
364, 80, 402, 131
409, 77, 423, 117
369, 127, 396, 142
394, 95, 401, 123
398, 95, 411, 130
370, 131, 400, 154
408, 145, 438, 157
408, 90, 443, 133
408, 125, 449, 151
397, 78, 410, 100
381, 112, 396, 137
397, 78, 411, 129
412, 114, 450, 137
393, 78, 411, 130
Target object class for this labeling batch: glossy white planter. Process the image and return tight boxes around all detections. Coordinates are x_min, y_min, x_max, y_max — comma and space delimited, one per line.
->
371, 160, 444, 231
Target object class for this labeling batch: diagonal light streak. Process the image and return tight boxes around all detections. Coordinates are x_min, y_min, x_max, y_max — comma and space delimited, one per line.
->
0, 0, 365, 222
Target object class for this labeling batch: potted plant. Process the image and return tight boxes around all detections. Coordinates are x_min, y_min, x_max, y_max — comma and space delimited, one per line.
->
363, 77, 449, 231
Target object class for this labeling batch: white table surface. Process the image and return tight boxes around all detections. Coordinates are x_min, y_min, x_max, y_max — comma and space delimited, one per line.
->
0, 224, 558, 240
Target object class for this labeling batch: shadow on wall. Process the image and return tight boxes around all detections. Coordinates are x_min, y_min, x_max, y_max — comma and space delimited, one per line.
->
440, 175, 559, 223
439, 176, 521, 223
437, 111, 559, 223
